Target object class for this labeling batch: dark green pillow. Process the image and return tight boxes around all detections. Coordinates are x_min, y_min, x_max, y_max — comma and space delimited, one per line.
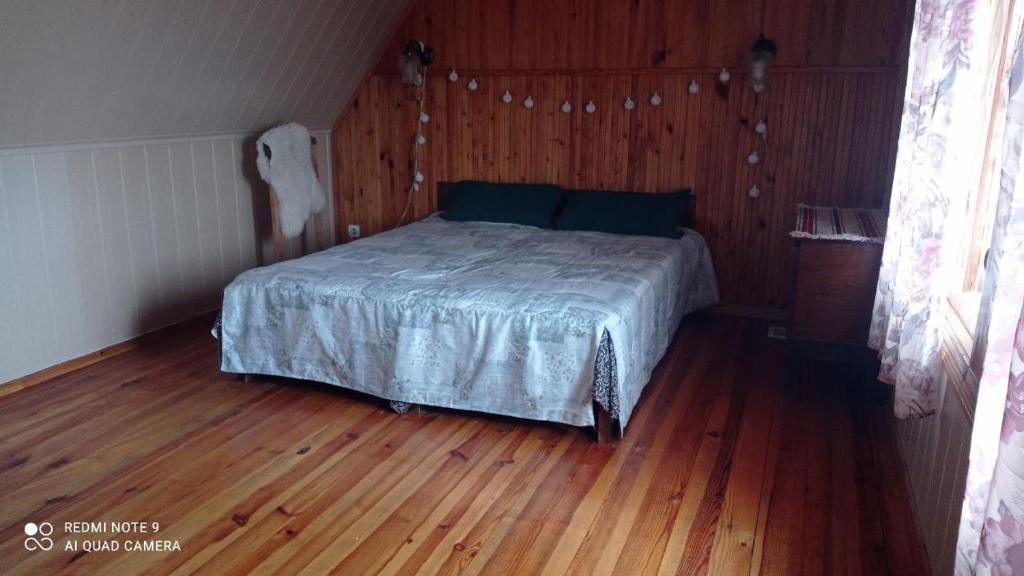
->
554, 189, 690, 238
440, 181, 562, 228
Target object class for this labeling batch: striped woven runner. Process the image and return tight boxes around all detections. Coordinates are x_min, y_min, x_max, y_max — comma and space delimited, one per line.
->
790, 204, 886, 243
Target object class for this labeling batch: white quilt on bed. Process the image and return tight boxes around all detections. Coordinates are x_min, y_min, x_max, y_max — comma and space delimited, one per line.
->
219, 216, 718, 429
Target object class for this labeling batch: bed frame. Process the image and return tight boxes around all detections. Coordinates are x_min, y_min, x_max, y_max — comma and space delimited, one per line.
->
437, 181, 697, 442
246, 181, 694, 443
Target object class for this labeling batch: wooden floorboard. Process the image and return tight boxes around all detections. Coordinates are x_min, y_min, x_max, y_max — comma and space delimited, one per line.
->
0, 315, 930, 575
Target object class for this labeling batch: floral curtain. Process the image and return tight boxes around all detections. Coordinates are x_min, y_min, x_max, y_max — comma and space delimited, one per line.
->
956, 42, 1024, 575
869, 0, 991, 419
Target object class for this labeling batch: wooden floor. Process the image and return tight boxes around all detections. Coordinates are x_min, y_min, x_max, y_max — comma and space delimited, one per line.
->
0, 315, 929, 575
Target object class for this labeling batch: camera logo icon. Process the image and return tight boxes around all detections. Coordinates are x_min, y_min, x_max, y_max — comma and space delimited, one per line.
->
24, 522, 54, 551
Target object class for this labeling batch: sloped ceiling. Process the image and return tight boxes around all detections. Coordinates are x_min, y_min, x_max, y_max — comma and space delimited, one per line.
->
0, 0, 410, 148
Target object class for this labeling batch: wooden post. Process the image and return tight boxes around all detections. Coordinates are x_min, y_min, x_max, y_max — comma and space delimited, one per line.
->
593, 402, 617, 443
267, 136, 321, 264
269, 187, 285, 263
311, 136, 324, 252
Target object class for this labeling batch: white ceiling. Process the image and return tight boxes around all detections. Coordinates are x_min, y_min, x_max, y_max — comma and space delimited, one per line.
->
0, 0, 410, 148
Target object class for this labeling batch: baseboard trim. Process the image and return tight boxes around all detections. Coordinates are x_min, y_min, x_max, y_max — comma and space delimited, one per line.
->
707, 304, 788, 321
0, 310, 219, 399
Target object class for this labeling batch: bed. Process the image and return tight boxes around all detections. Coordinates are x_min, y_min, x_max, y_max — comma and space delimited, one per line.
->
218, 184, 718, 439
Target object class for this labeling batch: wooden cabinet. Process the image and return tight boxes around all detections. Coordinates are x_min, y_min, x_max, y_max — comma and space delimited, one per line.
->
786, 221, 885, 380
790, 240, 883, 346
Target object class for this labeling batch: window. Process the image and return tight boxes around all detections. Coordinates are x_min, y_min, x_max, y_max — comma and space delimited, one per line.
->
945, 0, 1022, 341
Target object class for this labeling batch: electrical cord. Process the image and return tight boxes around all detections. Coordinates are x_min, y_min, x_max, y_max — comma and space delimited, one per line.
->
397, 67, 428, 227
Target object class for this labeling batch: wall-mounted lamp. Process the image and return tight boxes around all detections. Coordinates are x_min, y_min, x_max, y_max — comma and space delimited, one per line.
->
400, 40, 434, 86
748, 34, 778, 92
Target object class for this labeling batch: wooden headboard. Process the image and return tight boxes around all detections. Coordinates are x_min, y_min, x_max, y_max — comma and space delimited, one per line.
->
437, 181, 697, 229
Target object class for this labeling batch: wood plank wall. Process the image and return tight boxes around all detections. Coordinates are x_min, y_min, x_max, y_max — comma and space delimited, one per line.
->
331, 0, 913, 310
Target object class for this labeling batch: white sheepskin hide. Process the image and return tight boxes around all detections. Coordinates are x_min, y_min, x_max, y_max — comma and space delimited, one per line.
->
256, 123, 326, 239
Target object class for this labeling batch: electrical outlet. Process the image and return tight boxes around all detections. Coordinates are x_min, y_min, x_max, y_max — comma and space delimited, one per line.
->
347, 224, 361, 239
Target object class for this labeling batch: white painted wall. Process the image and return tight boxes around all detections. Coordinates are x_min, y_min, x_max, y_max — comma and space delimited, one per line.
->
0, 131, 334, 383
0, 0, 411, 148
895, 377, 972, 576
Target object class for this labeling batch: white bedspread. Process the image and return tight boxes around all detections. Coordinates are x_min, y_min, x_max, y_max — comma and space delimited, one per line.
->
219, 216, 718, 429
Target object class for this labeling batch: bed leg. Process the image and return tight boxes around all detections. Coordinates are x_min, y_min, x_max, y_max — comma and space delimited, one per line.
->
241, 374, 253, 383
593, 403, 617, 443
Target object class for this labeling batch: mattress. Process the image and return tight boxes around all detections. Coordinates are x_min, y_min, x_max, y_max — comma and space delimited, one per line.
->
218, 215, 718, 430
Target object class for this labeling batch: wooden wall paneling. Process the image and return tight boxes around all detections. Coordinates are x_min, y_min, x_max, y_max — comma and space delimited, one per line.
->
630, 75, 663, 192
530, 77, 573, 185
508, 76, 532, 180
656, 76, 681, 193
717, 79, 746, 305
805, 0, 841, 67
483, 78, 506, 182
804, 75, 832, 206
759, 77, 784, 309
332, 0, 913, 309
93, 148, 138, 339
0, 155, 52, 376
167, 142, 203, 314
117, 145, 159, 330
837, 0, 897, 67
866, 75, 895, 207
419, 76, 447, 220
664, 1, 709, 67
447, 73, 471, 181
881, 75, 906, 206
869, 74, 900, 205
609, 76, 634, 190
510, 0, 535, 70
480, 76, 501, 179
747, 88, 777, 309
733, 78, 763, 305
142, 144, 181, 322
819, 75, 847, 206
722, 80, 747, 305
832, 74, 861, 207
854, 74, 879, 203
841, 74, 868, 205
360, 79, 384, 237
388, 80, 418, 230
574, 76, 632, 190
868, 75, 892, 206
762, 0, 810, 67
707, 0, 762, 65
764, 75, 801, 309
3, 131, 325, 384
453, 0, 477, 70
630, 0, 667, 68
32, 152, 89, 358
376, 79, 396, 233
600, 0, 633, 69
190, 140, 225, 299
